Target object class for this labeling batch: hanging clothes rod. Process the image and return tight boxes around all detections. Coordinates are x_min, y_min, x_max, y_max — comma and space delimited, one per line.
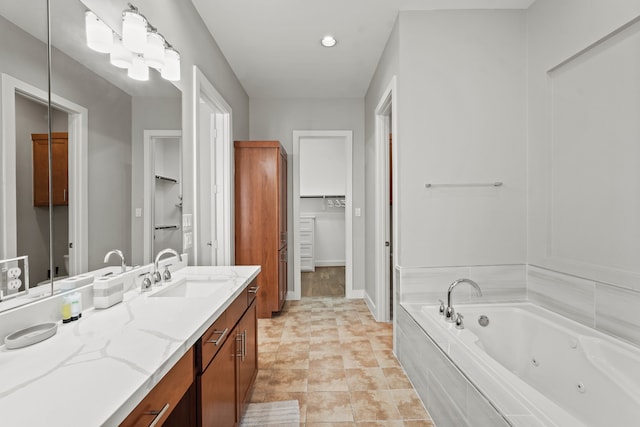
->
425, 182, 503, 189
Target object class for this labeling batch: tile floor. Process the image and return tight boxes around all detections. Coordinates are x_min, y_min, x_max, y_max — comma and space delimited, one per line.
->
250, 297, 435, 426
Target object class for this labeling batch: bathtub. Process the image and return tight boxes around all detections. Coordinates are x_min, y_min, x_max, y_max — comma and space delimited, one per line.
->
398, 302, 640, 427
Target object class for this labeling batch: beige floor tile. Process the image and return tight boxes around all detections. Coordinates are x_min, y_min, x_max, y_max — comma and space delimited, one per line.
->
308, 368, 349, 392
356, 421, 405, 427
275, 350, 310, 369
369, 335, 393, 350
306, 423, 356, 427
391, 389, 429, 420
309, 340, 343, 353
339, 338, 374, 353
306, 391, 354, 423
402, 420, 435, 427
382, 367, 413, 389
345, 368, 389, 391
309, 351, 345, 369
259, 351, 277, 369
343, 350, 380, 369
374, 349, 402, 368
269, 368, 308, 392
350, 390, 402, 422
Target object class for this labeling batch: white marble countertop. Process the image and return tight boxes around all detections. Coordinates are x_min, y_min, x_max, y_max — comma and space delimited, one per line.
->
0, 265, 260, 427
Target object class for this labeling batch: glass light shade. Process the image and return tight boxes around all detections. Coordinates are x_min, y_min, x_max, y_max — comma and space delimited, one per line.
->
128, 54, 149, 81
144, 31, 165, 69
321, 35, 337, 47
122, 10, 147, 53
85, 11, 113, 53
110, 36, 133, 69
161, 47, 180, 81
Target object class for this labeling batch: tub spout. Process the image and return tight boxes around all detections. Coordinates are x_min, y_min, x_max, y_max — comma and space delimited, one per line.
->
444, 278, 482, 323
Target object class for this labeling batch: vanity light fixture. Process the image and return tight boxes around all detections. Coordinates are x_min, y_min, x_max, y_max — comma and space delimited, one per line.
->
122, 6, 148, 53
144, 29, 165, 69
161, 47, 181, 81
110, 35, 133, 69
128, 54, 149, 81
85, 11, 113, 53
321, 35, 337, 48
84, 4, 181, 81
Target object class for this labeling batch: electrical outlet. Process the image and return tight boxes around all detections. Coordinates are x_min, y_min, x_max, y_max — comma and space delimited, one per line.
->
7, 267, 21, 279
8, 279, 21, 290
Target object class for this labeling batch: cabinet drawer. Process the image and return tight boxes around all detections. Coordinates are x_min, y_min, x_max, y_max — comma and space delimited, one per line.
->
300, 243, 313, 258
299, 218, 314, 231
300, 230, 313, 244
246, 279, 259, 306
120, 348, 194, 427
200, 312, 229, 372
226, 288, 248, 331
301, 257, 315, 272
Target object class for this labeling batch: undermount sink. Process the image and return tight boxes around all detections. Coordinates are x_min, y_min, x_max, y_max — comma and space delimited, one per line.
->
149, 278, 227, 298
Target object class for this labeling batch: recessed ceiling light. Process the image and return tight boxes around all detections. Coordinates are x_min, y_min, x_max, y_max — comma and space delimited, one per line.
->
321, 35, 337, 48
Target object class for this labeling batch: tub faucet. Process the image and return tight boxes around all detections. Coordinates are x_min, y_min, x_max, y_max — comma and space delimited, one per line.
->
153, 249, 183, 284
104, 249, 126, 274
444, 278, 482, 323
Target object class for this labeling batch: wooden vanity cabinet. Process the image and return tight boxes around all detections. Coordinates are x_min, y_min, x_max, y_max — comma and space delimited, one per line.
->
235, 141, 288, 318
119, 348, 195, 427
197, 281, 259, 427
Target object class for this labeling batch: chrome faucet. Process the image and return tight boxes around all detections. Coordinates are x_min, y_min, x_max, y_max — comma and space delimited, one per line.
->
153, 249, 182, 284
104, 249, 126, 274
444, 278, 482, 323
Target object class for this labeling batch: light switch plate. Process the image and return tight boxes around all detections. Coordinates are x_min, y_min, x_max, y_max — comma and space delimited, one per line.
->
135, 208, 142, 218
355, 208, 362, 217
183, 232, 193, 249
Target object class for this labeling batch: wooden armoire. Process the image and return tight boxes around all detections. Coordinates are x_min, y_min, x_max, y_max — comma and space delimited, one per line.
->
234, 141, 287, 318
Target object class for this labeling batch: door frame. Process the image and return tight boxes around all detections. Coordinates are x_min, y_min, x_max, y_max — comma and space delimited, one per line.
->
372, 76, 398, 322
143, 130, 182, 263
1, 73, 88, 274
292, 130, 354, 300
192, 66, 233, 266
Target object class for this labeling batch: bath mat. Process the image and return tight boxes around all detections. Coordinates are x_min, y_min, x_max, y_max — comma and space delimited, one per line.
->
239, 400, 300, 427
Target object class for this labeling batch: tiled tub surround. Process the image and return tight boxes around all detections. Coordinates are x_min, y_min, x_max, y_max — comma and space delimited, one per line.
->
399, 302, 640, 426
0, 265, 260, 426
399, 265, 527, 305
527, 265, 640, 347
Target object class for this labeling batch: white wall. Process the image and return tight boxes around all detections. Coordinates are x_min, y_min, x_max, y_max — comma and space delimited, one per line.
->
249, 98, 365, 291
527, 0, 640, 286
397, 10, 527, 269
526, 0, 640, 346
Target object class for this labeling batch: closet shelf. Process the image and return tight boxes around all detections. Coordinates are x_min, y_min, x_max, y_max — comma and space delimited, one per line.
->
155, 225, 179, 230
300, 195, 345, 199
155, 175, 178, 184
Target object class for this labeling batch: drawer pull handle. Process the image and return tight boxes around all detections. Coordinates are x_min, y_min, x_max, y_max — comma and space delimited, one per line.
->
146, 403, 170, 427
236, 334, 243, 358
248, 286, 260, 294
242, 330, 247, 361
206, 328, 229, 346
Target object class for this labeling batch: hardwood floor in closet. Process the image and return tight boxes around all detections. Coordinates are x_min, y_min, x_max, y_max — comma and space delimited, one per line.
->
249, 297, 434, 426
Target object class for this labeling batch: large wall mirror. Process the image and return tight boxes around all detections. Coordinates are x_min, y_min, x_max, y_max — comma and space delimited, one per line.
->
0, 0, 182, 312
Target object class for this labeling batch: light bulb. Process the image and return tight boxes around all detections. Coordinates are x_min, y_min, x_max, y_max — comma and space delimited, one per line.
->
128, 54, 149, 81
161, 47, 180, 81
321, 35, 337, 48
122, 10, 147, 53
144, 31, 165, 69
85, 11, 113, 53
110, 35, 133, 69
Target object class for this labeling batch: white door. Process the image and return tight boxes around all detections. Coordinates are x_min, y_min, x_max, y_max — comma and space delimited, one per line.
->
198, 100, 218, 265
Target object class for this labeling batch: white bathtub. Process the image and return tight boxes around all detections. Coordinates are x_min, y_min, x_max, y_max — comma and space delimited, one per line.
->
404, 302, 640, 427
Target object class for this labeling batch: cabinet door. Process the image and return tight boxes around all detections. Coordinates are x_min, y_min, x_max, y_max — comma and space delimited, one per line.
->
236, 301, 258, 417
32, 133, 68, 207
278, 247, 287, 309
199, 328, 237, 427
278, 148, 287, 249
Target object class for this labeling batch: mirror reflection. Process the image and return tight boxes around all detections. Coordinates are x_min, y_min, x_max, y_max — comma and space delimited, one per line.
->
0, 0, 182, 312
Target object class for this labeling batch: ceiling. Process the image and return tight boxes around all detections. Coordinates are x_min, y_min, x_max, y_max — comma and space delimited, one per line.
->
191, 0, 536, 99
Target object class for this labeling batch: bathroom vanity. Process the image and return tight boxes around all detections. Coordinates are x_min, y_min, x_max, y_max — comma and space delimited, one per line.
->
0, 265, 260, 427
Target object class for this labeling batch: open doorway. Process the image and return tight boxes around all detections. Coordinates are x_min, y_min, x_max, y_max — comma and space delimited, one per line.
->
292, 130, 354, 300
